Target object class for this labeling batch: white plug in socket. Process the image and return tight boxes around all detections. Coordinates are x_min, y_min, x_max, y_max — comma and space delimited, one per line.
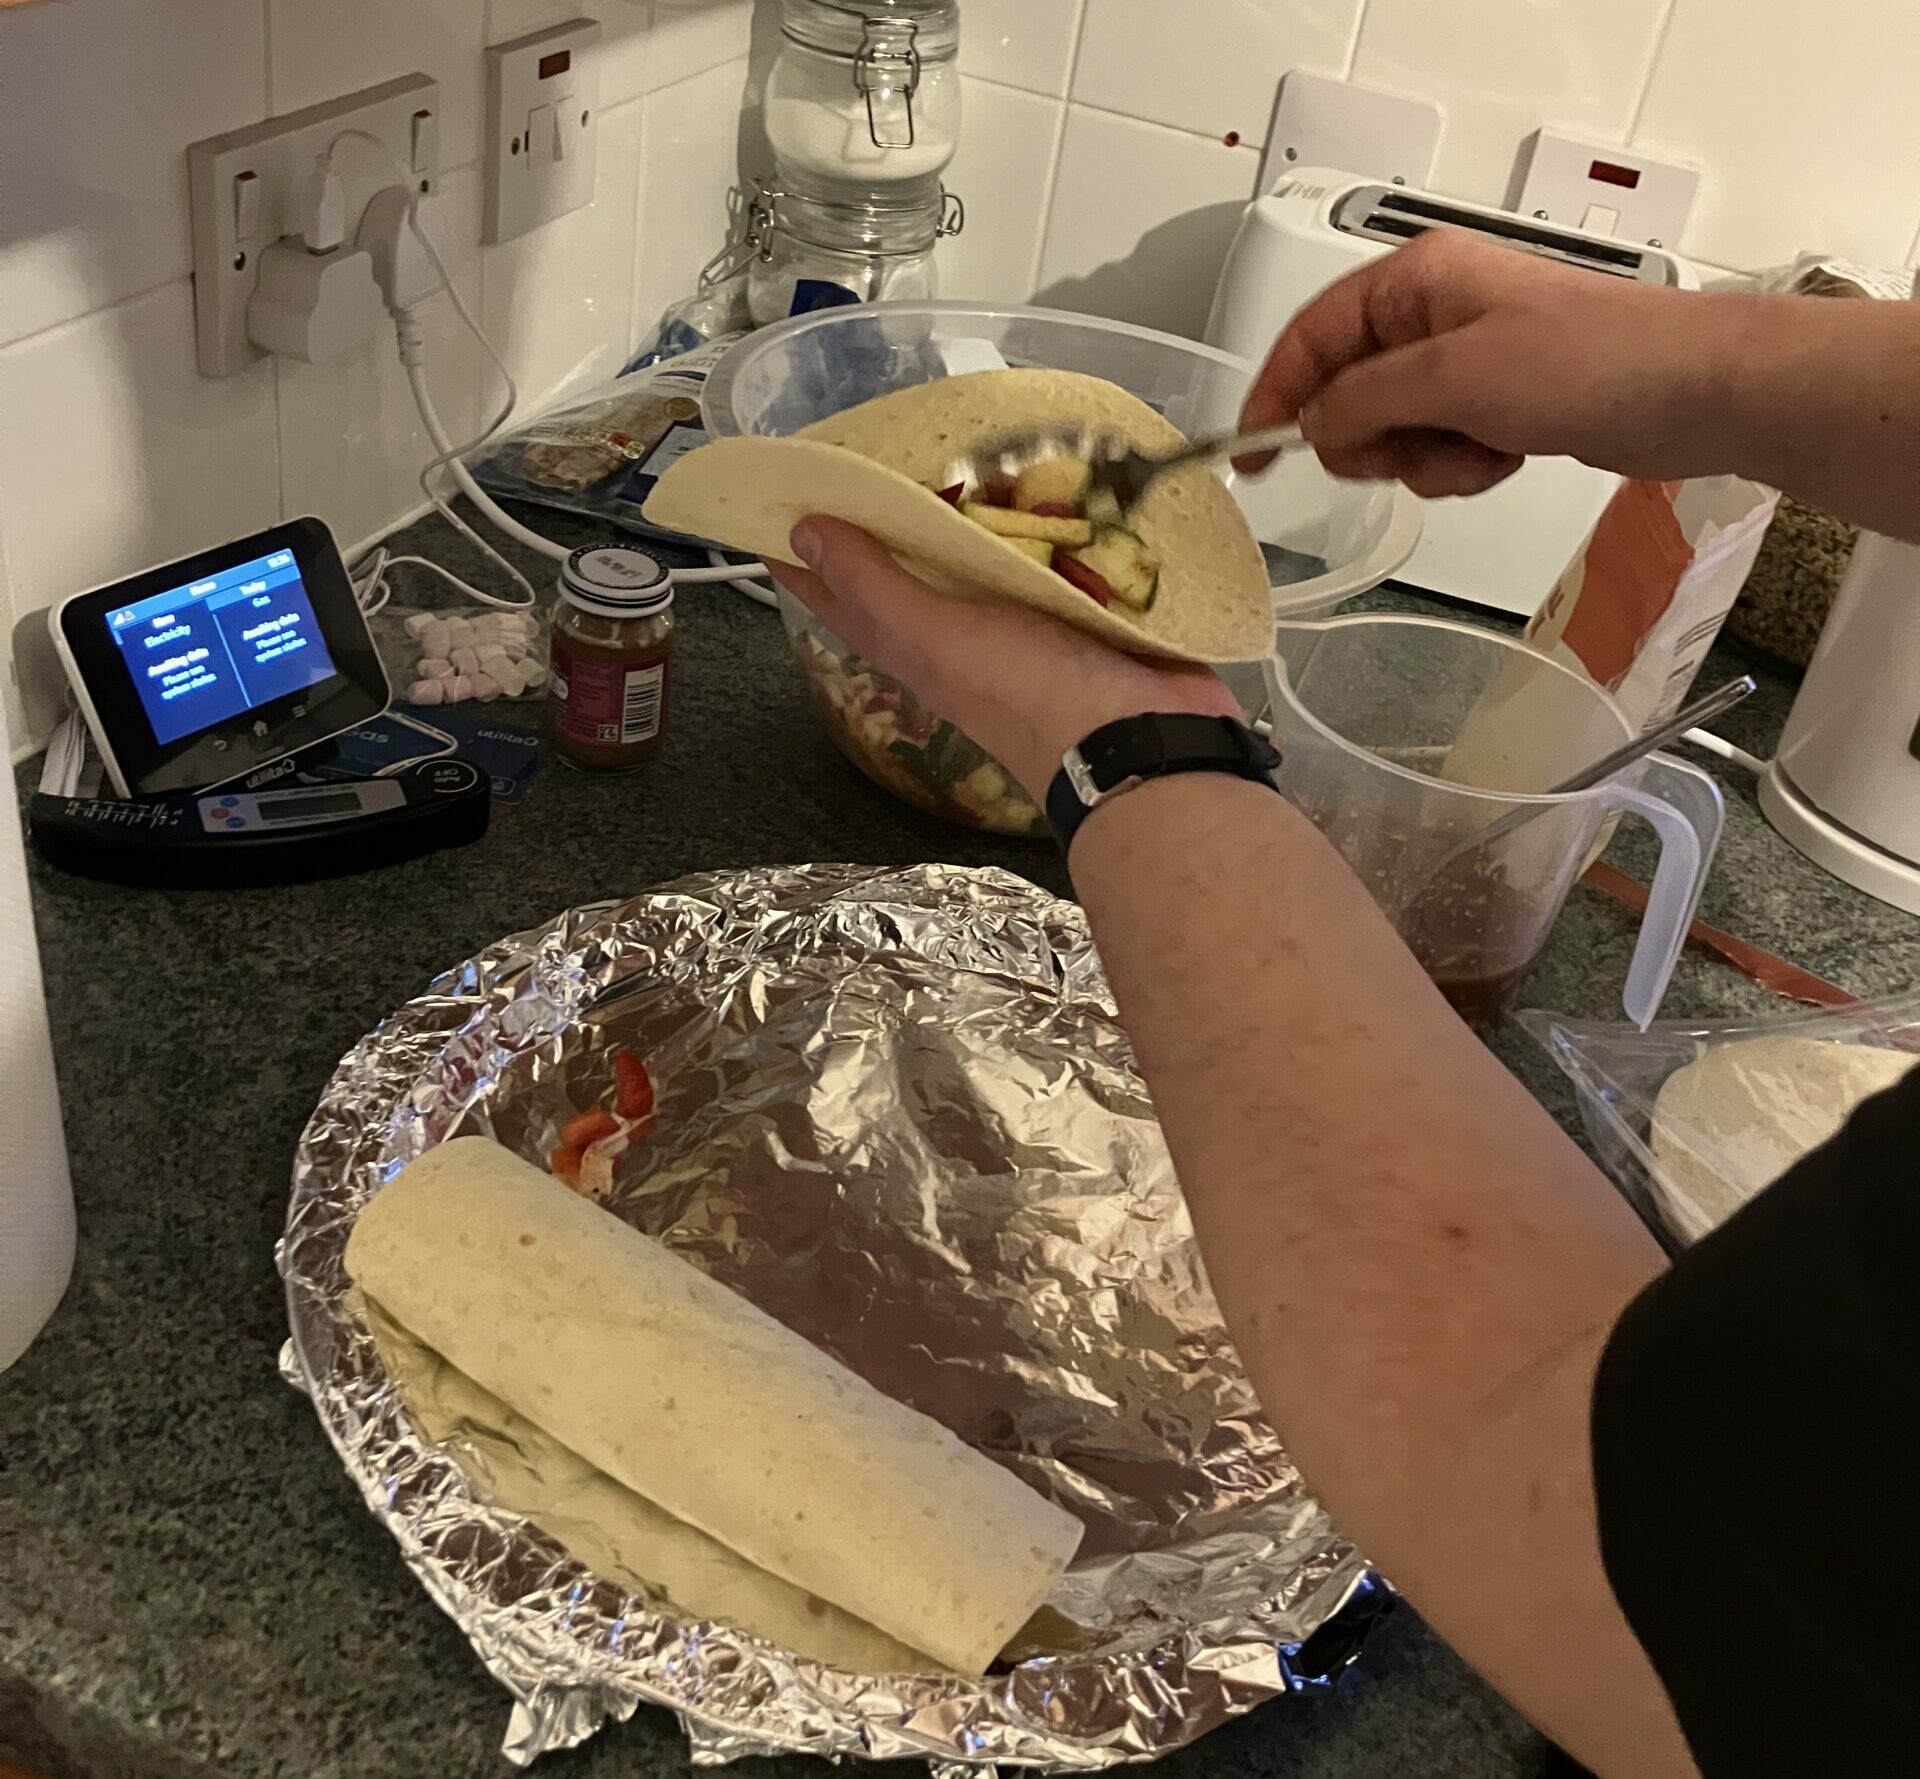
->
484, 19, 601, 244
358, 185, 456, 312
245, 241, 386, 363
188, 73, 442, 376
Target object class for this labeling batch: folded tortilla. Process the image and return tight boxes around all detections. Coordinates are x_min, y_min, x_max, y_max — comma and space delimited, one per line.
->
360, 1299, 930, 1672
1652, 1036, 1917, 1232
642, 368, 1272, 665
345, 1138, 1083, 1673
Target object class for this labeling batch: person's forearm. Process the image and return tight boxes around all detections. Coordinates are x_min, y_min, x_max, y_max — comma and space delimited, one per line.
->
1699, 294, 1920, 542
1070, 774, 1690, 1776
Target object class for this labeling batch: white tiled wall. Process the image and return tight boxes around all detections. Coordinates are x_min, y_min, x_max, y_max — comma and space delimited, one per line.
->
0, 0, 756, 740
951, 0, 1920, 351
3, 0, 1916, 741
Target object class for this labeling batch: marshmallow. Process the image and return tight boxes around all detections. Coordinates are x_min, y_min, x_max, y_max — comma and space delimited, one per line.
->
471, 672, 503, 701
449, 646, 480, 675
417, 657, 455, 680
403, 612, 438, 640
406, 679, 446, 706
417, 621, 452, 659
448, 675, 477, 701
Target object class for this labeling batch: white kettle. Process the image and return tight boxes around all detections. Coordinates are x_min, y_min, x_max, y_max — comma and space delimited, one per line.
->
1759, 532, 1920, 914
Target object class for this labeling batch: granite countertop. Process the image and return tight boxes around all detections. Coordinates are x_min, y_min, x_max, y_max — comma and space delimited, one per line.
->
4, 508, 1918, 1779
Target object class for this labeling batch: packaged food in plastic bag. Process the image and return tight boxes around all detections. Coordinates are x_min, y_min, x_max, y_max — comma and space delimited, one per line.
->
1520, 998, 1920, 1248
1525, 475, 1779, 733
466, 335, 745, 547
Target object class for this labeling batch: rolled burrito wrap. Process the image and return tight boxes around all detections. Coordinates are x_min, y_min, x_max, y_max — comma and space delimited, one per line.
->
345, 1138, 1083, 1672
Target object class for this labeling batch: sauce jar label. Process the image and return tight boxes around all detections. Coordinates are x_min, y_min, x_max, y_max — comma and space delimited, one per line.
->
550, 638, 668, 747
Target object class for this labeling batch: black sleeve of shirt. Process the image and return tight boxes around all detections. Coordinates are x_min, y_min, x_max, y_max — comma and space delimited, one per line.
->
1590, 1064, 1920, 1778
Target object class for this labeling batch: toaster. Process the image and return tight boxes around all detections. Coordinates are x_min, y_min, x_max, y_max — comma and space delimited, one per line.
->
1206, 169, 1706, 615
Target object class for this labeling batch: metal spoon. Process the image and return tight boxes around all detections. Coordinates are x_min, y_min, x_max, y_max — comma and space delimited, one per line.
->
964, 421, 1307, 515
1425, 674, 1756, 877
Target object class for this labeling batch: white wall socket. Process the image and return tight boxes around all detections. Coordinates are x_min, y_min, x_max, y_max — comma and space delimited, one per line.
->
1511, 129, 1700, 248
1259, 69, 1444, 198
188, 74, 442, 379
483, 19, 602, 246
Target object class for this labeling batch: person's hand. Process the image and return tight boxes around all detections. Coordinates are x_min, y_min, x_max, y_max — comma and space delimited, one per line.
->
770, 518, 1240, 801
1237, 229, 1738, 496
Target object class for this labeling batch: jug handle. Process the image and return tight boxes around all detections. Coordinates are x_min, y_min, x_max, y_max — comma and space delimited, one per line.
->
1601, 754, 1726, 1029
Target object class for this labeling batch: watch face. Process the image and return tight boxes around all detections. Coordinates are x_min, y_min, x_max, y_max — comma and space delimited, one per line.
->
61, 518, 389, 795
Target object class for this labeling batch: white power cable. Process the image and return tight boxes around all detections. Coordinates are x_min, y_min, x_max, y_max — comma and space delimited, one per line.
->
712, 546, 779, 607
375, 708, 460, 774
324, 129, 543, 612
323, 127, 770, 619
1680, 726, 1770, 777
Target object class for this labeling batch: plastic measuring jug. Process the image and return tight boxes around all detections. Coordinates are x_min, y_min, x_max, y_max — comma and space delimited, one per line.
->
1264, 613, 1724, 1030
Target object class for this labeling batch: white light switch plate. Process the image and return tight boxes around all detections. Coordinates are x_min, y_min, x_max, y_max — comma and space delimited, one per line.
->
187, 74, 442, 378
484, 19, 602, 246
1258, 69, 1444, 197
1511, 128, 1700, 248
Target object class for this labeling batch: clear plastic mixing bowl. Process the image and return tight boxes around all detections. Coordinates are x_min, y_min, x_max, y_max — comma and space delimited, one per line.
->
705, 301, 1422, 836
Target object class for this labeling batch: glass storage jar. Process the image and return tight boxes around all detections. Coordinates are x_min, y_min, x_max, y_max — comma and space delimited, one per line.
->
741, 176, 961, 327
765, 0, 961, 194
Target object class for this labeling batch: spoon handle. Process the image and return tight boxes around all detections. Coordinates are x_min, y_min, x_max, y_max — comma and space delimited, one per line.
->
1158, 422, 1307, 476
1548, 675, 1757, 798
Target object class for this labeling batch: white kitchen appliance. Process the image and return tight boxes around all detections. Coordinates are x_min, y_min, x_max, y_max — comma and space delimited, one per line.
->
0, 686, 73, 1375
1206, 169, 1705, 616
1759, 534, 1920, 914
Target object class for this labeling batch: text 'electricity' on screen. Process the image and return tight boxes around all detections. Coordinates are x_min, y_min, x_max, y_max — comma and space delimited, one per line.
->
106, 549, 340, 747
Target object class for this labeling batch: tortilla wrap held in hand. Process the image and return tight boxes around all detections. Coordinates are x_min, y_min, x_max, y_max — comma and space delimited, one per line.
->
642, 369, 1273, 665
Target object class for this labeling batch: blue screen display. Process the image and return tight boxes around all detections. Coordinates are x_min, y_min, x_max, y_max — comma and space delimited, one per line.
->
107, 548, 339, 747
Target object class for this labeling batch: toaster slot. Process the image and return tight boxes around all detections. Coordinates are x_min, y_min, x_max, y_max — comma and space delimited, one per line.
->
1332, 184, 1675, 284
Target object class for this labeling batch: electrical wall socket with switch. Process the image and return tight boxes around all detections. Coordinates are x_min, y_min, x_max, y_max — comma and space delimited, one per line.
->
484, 19, 602, 246
1511, 128, 1701, 248
187, 74, 442, 378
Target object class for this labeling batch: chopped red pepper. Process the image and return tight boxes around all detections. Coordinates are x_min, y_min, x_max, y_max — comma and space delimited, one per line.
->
548, 1142, 584, 1186
976, 474, 1017, 507
561, 1107, 622, 1148
1053, 553, 1116, 607
1027, 501, 1080, 519
933, 482, 965, 508
613, 1048, 655, 1120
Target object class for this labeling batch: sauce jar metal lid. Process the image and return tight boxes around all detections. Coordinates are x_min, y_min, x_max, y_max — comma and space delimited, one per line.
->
559, 546, 674, 618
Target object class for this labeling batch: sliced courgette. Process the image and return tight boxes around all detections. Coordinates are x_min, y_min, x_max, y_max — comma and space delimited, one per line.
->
1002, 536, 1056, 567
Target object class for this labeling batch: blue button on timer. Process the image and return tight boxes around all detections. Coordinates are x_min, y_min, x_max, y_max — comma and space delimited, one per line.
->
226, 816, 246, 830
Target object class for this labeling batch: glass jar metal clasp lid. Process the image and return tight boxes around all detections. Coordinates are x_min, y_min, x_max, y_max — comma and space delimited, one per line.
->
854, 17, 922, 149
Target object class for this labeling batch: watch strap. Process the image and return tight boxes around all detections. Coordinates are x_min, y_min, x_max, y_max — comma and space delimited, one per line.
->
1046, 713, 1282, 855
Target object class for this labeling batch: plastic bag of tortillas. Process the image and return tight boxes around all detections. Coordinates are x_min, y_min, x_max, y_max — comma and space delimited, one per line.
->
1520, 997, 1920, 1249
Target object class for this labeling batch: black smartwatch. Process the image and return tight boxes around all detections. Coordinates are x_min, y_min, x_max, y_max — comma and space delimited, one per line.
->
1045, 713, 1283, 855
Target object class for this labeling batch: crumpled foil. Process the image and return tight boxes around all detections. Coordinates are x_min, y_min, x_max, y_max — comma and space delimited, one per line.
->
279, 863, 1375, 1768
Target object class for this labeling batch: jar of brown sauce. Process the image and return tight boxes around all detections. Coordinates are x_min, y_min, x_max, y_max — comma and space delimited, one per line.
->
546, 547, 675, 772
